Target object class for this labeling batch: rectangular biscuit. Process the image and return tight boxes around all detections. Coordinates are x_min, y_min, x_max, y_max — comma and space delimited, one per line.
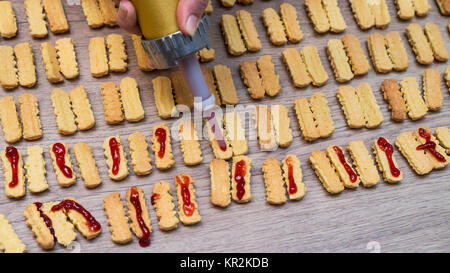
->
435, 127, 450, 154
326, 39, 354, 83
395, 131, 433, 175
231, 155, 252, 203
236, 10, 261, 52
120, 77, 144, 122
103, 193, 132, 244
271, 104, 293, 148
310, 93, 335, 138
220, 0, 236, 8
25, 146, 48, 193
73, 143, 102, 188
355, 82, 384, 128
40, 42, 64, 83
384, 31, 409, 71
206, 116, 233, 160
280, 3, 303, 42
55, 38, 79, 79
309, 150, 344, 194
1, 146, 25, 199
175, 174, 201, 225
178, 120, 203, 166
98, 0, 117, 26
262, 8, 287, 46
240, 61, 265, 100
380, 79, 407, 121
23, 203, 54, 250
424, 23, 449, 61
0, 45, 18, 89
282, 48, 311, 88
81, 0, 104, 28
152, 76, 175, 119
18, 93, 42, 141
423, 68, 443, 111
126, 187, 152, 240
0, 214, 26, 253
349, 0, 375, 30
305, 0, 330, 33
337, 86, 365, 128
197, 48, 215, 63
131, 34, 152, 71
368, 0, 391, 29
103, 136, 129, 181
51, 89, 77, 135
170, 71, 194, 109
322, 0, 347, 33
0, 1, 17, 38
412, 0, 431, 16
221, 14, 246, 56
301, 46, 328, 86
372, 138, 403, 183
49, 142, 76, 187
399, 77, 428, 120
14, 43, 36, 88
395, 0, 415, 19
341, 34, 371, 76
152, 123, 175, 170
347, 140, 380, 187
414, 127, 449, 169
436, 0, 450, 14
128, 132, 152, 175
42, 0, 69, 33
107, 34, 127, 72
202, 68, 221, 106
40, 202, 76, 247
257, 55, 281, 97
151, 181, 179, 231
255, 105, 277, 151
405, 23, 434, 65
367, 32, 393, 73
101, 82, 124, 124
224, 112, 248, 156
262, 157, 287, 205
24, 0, 48, 38
0, 96, 22, 143
294, 97, 320, 141
89, 37, 109, 77
209, 159, 231, 207
69, 86, 95, 131
282, 154, 306, 200
326, 145, 360, 188
213, 65, 239, 105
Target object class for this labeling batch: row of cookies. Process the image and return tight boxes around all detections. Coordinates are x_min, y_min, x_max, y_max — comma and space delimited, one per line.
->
395, 0, 431, 19
221, 10, 262, 55
262, 3, 304, 45
220, 0, 252, 8
240, 55, 281, 99
0, 43, 37, 89
406, 22, 448, 65
305, 0, 347, 33
80, 0, 118, 28
89, 34, 128, 77
367, 31, 409, 73
349, 0, 391, 29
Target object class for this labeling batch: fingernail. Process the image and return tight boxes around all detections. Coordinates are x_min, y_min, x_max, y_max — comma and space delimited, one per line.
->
185, 15, 199, 36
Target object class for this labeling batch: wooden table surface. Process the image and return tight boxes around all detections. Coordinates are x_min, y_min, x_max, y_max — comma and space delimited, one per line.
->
1, 0, 450, 253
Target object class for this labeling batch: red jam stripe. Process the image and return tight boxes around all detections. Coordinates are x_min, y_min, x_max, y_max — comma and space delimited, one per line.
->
285, 157, 298, 195
51, 199, 101, 233
175, 175, 195, 217
151, 193, 160, 206
234, 160, 247, 200
5, 146, 19, 188
109, 137, 121, 175
34, 202, 55, 238
129, 187, 151, 247
416, 128, 446, 162
52, 143, 73, 179
332, 146, 358, 183
155, 127, 167, 158
377, 137, 401, 177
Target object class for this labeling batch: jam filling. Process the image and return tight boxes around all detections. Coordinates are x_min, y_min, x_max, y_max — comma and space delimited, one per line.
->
155, 127, 167, 158
34, 202, 55, 238
151, 193, 160, 206
416, 128, 446, 162
109, 138, 121, 175
377, 137, 401, 177
333, 146, 357, 183
234, 160, 247, 200
129, 187, 151, 247
285, 157, 298, 194
52, 143, 73, 178
51, 199, 101, 232
5, 146, 19, 188
176, 175, 195, 216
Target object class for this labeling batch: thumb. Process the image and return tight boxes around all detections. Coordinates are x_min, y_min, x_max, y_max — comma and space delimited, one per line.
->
177, 0, 208, 36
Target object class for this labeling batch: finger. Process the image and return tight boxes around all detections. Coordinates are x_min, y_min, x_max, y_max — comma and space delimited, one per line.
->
177, 0, 208, 36
116, 0, 141, 35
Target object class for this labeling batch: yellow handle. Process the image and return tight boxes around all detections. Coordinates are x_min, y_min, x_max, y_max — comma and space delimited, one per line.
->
131, 0, 180, 40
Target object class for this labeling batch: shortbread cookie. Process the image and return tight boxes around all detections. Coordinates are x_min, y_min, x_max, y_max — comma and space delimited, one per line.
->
98, 0, 117, 26
220, 0, 236, 8
262, 8, 287, 45
175, 174, 201, 225
126, 186, 152, 245
399, 77, 428, 120
152, 76, 175, 119
103, 193, 132, 244
51, 89, 77, 135
255, 105, 277, 151
326, 145, 360, 188
1, 146, 25, 199
395, 131, 433, 175
131, 34, 152, 71
0, 1, 17, 38
368, 0, 390, 28
107, 34, 127, 72
23, 203, 54, 250
69, 86, 95, 131
294, 97, 320, 141
337, 86, 365, 128
224, 112, 247, 156
209, 159, 231, 207
423, 68, 443, 111
151, 181, 179, 231
24, 0, 48, 38
236, 10, 261, 51
327, 39, 354, 82
271, 104, 293, 148
412, 0, 431, 16
55, 38, 78, 79
305, 0, 330, 33
128, 132, 152, 175
384, 31, 409, 71
206, 0, 213, 13
347, 141, 380, 187
213, 65, 239, 105
282, 154, 306, 200
414, 127, 449, 169
395, 0, 415, 19
436, 0, 450, 14
41, 42, 64, 83
81, 0, 104, 28
221, 14, 246, 56
367, 32, 393, 73
197, 48, 215, 63
349, 0, 375, 30
322, 0, 347, 33
262, 157, 287, 205
89, 37, 109, 77
257, 55, 281, 97
120, 77, 144, 122
152, 123, 175, 170
231, 155, 252, 203
170, 71, 194, 109
14, 43, 36, 88
310, 93, 335, 138
435, 127, 450, 154
0, 96, 22, 143
42, 0, 69, 33
103, 136, 129, 181
373, 137, 403, 183
0, 46, 18, 89
202, 68, 221, 106
73, 143, 102, 188
0, 214, 26, 253
240, 61, 265, 99
282, 48, 311, 88
206, 115, 233, 160
280, 3, 303, 42
309, 150, 344, 194
101, 82, 124, 124
301, 46, 328, 86
356, 82, 384, 128
424, 23, 449, 61
380, 79, 407, 121
341, 34, 371, 76
25, 146, 48, 193
49, 143, 76, 187
406, 23, 434, 65
178, 120, 203, 166
40, 202, 77, 247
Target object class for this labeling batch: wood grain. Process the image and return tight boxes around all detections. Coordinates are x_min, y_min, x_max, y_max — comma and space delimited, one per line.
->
0, 0, 449, 253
